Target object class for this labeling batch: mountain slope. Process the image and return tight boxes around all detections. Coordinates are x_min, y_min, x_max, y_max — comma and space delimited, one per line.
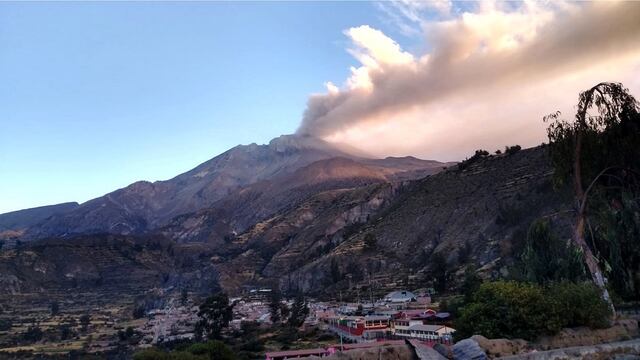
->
0, 202, 79, 234
207, 146, 575, 295
161, 156, 448, 244
20, 135, 350, 240
20, 135, 449, 242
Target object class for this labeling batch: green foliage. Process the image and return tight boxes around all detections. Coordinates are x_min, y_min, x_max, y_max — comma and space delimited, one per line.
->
460, 266, 482, 303
363, 233, 377, 252
195, 293, 234, 341
187, 340, 235, 360
287, 293, 309, 328
274, 326, 298, 345
547, 282, 610, 329
438, 296, 465, 318
545, 82, 640, 301
430, 251, 449, 292
455, 281, 553, 341
269, 288, 287, 324
519, 220, 586, 284
593, 193, 640, 301
455, 281, 611, 341
134, 341, 235, 360
22, 326, 43, 342
545, 82, 640, 189
118, 326, 135, 341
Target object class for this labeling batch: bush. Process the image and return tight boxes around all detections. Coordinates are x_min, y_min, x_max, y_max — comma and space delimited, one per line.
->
363, 233, 377, 251
134, 343, 232, 360
79, 314, 91, 331
458, 149, 490, 170
59, 324, 74, 340
505, 145, 522, 155
548, 282, 611, 329
133, 304, 146, 319
456, 281, 553, 340
186, 340, 235, 360
22, 326, 43, 342
455, 281, 611, 341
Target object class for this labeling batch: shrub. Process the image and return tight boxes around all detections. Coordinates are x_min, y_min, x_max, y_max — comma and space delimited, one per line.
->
363, 233, 377, 251
186, 340, 235, 360
548, 282, 611, 329
133, 304, 146, 319
456, 281, 553, 341
79, 314, 91, 331
505, 145, 522, 155
455, 281, 611, 341
59, 324, 74, 340
458, 149, 490, 170
22, 326, 43, 342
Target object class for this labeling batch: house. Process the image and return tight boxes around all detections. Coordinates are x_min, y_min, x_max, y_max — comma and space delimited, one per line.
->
391, 318, 424, 337
409, 324, 455, 341
383, 290, 417, 303
326, 314, 391, 342
391, 317, 455, 342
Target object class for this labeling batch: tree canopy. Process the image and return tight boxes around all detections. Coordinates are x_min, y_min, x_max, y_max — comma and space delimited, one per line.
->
195, 293, 234, 340
545, 82, 640, 307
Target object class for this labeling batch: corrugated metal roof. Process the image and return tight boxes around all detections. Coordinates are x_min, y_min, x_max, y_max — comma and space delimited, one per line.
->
408, 324, 444, 332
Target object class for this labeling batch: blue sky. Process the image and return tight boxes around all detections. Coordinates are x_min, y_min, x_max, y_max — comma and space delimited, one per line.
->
0, 1, 418, 214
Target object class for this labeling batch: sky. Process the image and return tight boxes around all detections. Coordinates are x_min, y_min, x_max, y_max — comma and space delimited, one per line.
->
1, 1, 640, 214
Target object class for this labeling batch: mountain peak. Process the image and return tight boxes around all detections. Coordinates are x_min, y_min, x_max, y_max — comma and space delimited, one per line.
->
267, 134, 336, 153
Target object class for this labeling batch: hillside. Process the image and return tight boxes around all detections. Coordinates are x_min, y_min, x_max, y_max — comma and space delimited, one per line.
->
0, 146, 573, 300
0, 202, 78, 234
162, 156, 448, 244
212, 145, 575, 295
16, 135, 448, 242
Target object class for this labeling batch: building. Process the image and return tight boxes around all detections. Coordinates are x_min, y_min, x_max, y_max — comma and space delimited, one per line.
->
326, 314, 391, 342
383, 290, 417, 303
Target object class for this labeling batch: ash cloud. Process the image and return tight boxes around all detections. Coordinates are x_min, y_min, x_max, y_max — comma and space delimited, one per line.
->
296, 2, 640, 160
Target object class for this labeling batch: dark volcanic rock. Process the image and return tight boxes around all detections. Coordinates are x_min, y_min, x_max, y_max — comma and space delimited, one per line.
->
21, 135, 447, 241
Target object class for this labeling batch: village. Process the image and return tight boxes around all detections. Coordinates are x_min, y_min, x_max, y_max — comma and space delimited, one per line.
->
135, 287, 456, 360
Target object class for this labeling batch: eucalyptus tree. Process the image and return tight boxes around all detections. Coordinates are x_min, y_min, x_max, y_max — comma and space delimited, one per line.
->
545, 82, 640, 313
